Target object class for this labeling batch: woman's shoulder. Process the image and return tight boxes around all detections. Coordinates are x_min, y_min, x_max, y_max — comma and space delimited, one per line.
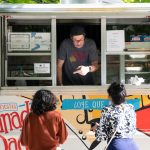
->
46, 110, 62, 118
102, 103, 134, 112
123, 103, 134, 109
101, 104, 113, 112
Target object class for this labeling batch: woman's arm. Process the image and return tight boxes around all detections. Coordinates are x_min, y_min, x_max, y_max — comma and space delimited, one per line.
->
89, 108, 108, 150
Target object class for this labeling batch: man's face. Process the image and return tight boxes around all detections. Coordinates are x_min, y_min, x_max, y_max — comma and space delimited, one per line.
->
72, 35, 85, 48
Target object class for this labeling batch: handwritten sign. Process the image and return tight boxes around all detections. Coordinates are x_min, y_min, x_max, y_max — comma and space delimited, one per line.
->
107, 30, 125, 51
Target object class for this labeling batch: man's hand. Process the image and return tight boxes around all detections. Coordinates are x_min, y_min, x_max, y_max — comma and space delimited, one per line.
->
73, 66, 89, 76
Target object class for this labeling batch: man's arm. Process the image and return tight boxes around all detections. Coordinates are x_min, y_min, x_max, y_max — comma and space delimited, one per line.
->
57, 59, 64, 85
90, 60, 99, 72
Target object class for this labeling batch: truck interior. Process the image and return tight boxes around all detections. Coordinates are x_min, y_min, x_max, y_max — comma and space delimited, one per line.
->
57, 19, 101, 85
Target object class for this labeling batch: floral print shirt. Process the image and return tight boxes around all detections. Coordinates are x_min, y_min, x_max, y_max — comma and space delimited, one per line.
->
96, 103, 136, 142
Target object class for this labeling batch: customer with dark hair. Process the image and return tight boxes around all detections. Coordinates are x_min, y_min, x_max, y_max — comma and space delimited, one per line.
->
89, 82, 139, 150
20, 89, 68, 150
57, 25, 99, 85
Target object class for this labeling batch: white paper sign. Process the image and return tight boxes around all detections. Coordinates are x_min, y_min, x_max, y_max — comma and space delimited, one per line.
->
34, 63, 50, 74
8, 33, 31, 51
107, 30, 125, 51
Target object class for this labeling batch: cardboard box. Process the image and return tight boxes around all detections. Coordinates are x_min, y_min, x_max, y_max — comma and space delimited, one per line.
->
130, 35, 143, 42
125, 42, 150, 51
143, 36, 150, 42
130, 35, 150, 42
31, 32, 51, 51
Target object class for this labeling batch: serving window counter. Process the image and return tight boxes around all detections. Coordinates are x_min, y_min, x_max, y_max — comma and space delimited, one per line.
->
2, 18, 102, 87
106, 18, 150, 85
3, 18, 55, 86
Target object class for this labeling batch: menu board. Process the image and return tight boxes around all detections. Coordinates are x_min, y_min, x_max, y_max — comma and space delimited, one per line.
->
107, 30, 125, 51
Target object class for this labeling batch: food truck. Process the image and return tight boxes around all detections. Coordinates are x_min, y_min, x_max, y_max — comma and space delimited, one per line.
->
0, 2, 150, 150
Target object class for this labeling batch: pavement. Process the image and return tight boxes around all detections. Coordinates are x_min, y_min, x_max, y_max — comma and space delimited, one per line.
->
61, 126, 150, 150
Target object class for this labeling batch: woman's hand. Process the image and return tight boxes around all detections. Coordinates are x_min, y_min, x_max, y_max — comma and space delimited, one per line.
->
90, 122, 99, 132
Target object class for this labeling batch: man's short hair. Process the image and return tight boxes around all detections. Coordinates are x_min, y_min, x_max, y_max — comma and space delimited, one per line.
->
70, 26, 86, 37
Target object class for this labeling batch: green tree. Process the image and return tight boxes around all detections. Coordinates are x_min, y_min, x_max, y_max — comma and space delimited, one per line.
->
1, 0, 59, 3
2, 0, 150, 4
123, 0, 150, 2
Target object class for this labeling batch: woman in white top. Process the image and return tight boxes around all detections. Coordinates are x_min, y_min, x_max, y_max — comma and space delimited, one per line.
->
89, 82, 139, 150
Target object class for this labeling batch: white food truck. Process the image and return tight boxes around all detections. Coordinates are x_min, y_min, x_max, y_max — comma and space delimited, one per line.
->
0, 2, 150, 150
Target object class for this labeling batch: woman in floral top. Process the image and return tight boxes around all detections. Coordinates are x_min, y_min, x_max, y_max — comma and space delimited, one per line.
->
89, 82, 139, 150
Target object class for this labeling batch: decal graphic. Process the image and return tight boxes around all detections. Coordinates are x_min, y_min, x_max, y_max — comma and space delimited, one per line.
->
0, 94, 150, 150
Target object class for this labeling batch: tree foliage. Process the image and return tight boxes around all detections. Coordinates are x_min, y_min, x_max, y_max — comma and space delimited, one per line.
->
1, 0, 150, 4
1, 0, 59, 3
123, 0, 150, 2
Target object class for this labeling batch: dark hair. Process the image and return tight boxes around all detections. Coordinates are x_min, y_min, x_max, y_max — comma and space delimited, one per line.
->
70, 26, 86, 37
31, 89, 58, 115
107, 82, 126, 105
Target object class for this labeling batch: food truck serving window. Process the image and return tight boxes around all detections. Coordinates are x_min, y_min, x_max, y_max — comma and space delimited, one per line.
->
4, 19, 52, 86
106, 18, 150, 85
1, 16, 150, 87
56, 20, 101, 86
4, 18, 102, 86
